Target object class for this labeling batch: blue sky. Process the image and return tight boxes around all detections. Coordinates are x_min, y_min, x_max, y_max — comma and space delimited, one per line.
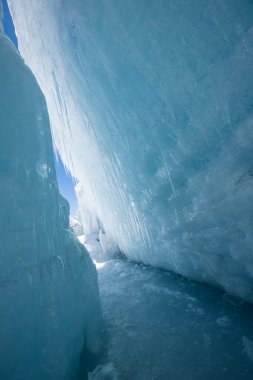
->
2, 0, 18, 47
2, 0, 78, 215
54, 155, 78, 216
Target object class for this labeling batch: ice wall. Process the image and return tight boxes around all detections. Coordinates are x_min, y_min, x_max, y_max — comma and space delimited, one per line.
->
0, 16, 101, 380
9, 0, 253, 302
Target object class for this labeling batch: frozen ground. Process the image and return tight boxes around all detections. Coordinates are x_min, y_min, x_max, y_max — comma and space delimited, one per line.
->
80, 235, 253, 380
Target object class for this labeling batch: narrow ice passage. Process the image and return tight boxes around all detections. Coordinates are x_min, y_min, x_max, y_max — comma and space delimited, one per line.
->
1, 0, 253, 379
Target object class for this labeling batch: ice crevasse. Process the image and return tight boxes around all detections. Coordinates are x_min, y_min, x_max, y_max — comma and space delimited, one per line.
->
8, 0, 253, 302
0, 6, 101, 379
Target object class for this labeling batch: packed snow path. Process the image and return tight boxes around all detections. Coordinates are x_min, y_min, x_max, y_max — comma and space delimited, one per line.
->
82, 236, 253, 380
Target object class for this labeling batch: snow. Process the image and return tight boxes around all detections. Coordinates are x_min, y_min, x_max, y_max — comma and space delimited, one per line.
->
8, 0, 253, 302
0, 21, 101, 379
70, 216, 84, 236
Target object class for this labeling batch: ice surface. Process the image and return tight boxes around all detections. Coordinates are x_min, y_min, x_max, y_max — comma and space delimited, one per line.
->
9, 0, 253, 301
84, 238, 253, 379
97, 258, 253, 379
0, 19, 101, 379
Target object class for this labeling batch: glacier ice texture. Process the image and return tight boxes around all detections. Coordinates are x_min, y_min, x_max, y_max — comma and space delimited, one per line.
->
9, 0, 253, 302
0, 17, 101, 380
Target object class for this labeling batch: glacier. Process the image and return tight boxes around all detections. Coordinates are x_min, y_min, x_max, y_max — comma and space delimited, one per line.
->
8, 0, 253, 302
0, 10, 101, 380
